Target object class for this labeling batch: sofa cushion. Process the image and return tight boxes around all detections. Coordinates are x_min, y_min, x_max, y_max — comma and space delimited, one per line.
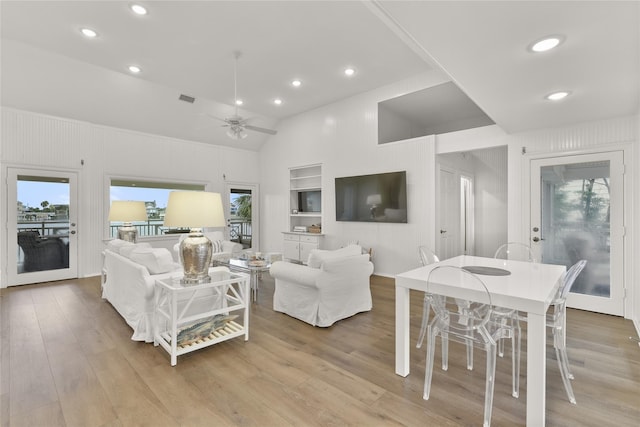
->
129, 247, 177, 274
307, 244, 362, 269
119, 242, 151, 259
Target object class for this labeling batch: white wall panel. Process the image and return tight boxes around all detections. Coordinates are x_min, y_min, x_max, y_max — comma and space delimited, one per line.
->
259, 73, 440, 276
1, 107, 259, 283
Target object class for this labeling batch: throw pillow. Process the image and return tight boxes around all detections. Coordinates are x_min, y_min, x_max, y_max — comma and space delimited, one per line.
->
307, 244, 362, 268
129, 247, 177, 274
211, 240, 223, 253
106, 239, 132, 254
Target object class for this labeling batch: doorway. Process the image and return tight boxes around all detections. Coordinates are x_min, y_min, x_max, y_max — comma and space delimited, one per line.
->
530, 151, 624, 315
7, 168, 78, 286
225, 183, 259, 250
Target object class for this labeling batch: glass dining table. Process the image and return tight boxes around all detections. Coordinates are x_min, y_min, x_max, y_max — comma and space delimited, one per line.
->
395, 255, 566, 427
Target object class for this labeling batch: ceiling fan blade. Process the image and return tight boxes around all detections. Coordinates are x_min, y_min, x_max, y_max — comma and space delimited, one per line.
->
245, 124, 278, 135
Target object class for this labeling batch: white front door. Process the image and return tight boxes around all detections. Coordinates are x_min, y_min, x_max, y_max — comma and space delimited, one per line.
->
7, 168, 78, 286
530, 151, 624, 315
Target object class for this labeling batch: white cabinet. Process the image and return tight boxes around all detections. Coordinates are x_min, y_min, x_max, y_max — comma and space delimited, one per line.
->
283, 232, 323, 263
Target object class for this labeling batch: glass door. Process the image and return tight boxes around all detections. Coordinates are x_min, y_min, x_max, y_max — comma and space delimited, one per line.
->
7, 168, 78, 286
530, 152, 624, 315
225, 183, 258, 251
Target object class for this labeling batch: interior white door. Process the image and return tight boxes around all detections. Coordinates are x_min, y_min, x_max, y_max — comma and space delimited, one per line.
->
530, 151, 624, 315
8, 168, 78, 286
438, 167, 459, 260
226, 183, 259, 251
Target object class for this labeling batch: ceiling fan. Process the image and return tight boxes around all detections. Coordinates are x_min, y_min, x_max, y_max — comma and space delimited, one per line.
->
207, 51, 278, 140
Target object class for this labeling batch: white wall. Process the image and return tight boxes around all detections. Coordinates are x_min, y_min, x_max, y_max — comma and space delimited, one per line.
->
258, 72, 449, 276
0, 107, 260, 286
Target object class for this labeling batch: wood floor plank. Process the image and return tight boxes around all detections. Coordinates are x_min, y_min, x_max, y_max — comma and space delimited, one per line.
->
2, 274, 639, 427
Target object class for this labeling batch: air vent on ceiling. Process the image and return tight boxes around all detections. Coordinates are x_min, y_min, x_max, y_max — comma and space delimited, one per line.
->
178, 94, 196, 103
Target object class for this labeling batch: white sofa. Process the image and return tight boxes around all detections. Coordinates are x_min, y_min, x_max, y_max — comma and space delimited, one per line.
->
269, 244, 374, 327
173, 230, 243, 262
102, 239, 229, 342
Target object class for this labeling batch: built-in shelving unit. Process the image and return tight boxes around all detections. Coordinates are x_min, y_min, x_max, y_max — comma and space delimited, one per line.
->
285, 164, 323, 263
289, 164, 322, 231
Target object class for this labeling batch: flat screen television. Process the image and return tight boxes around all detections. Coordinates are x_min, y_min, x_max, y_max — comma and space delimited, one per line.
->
335, 171, 407, 223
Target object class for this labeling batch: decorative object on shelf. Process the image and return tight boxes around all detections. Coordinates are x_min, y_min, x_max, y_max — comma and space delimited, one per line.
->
366, 194, 382, 219
176, 314, 238, 347
163, 191, 226, 284
308, 224, 321, 234
293, 225, 308, 232
108, 200, 148, 242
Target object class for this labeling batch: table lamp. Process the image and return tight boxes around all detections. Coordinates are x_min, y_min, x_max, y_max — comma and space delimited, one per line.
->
163, 191, 226, 284
108, 200, 148, 242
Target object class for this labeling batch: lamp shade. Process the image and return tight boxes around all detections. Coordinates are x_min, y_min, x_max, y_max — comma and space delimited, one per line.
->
163, 191, 226, 228
366, 194, 382, 205
108, 201, 148, 222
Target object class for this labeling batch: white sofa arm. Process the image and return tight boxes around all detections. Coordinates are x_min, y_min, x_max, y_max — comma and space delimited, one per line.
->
222, 240, 243, 256
270, 261, 321, 288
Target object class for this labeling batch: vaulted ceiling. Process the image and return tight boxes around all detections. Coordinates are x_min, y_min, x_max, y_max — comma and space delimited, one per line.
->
1, 1, 638, 151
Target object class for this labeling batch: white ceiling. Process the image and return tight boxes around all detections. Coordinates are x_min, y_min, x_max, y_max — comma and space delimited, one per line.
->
1, 1, 638, 151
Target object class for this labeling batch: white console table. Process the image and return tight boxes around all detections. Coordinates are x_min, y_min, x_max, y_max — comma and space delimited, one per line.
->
154, 271, 250, 366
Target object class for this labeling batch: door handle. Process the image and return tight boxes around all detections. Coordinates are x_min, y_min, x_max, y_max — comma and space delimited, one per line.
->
70, 230, 76, 235
532, 236, 544, 242
440, 230, 447, 234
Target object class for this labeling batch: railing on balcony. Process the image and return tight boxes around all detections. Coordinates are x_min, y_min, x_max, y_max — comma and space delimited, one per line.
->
18, 220, 70, 236
106, 218, 253, 248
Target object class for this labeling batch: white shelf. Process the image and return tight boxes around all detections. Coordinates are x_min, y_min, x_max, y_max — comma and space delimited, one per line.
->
154, 271, 250, 366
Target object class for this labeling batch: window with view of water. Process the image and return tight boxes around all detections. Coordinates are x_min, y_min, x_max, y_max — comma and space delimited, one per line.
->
110, 179, 205, 238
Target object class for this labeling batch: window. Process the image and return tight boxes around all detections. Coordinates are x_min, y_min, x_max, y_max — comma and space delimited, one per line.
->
109, 179, 205, 238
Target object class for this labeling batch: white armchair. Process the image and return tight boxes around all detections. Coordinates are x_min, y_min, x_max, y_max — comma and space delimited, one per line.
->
270, 245, 374, 327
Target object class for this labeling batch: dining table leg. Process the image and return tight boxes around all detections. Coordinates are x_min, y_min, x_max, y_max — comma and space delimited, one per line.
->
527, 312, 547, 426
395, 285, 410, 376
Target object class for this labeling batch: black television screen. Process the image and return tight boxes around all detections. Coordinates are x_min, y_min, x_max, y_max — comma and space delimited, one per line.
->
335, 171, 407, 223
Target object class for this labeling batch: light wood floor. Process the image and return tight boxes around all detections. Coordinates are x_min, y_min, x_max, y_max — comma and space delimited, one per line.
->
1, 274, 639, 427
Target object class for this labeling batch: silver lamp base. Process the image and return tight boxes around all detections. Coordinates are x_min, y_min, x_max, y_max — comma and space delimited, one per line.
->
179, 228, 213, 285
118, 224, 138, 242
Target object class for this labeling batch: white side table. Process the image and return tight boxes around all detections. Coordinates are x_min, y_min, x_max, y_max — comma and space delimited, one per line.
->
154, 270, 250, 366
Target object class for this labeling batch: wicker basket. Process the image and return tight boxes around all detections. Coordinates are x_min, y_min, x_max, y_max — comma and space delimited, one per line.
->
308, 225, 321, 234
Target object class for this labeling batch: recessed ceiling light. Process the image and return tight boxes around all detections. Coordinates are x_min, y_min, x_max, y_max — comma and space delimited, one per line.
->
344, 67, 356, 77
128, 65, 141, 73
130, 4, 147, 15
546, 91, 570, 101
291, 79, 301, 87
530, 36, 564, 53
80, 28, 98, 38
274, 98, 283, 105
235, 99, 243, 106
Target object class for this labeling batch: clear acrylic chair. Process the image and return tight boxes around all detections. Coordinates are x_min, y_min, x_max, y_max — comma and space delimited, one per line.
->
494, 242, 537, 262
548, 259, 587, 404
416, 246, 440, 349
423, 266, 501, 427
